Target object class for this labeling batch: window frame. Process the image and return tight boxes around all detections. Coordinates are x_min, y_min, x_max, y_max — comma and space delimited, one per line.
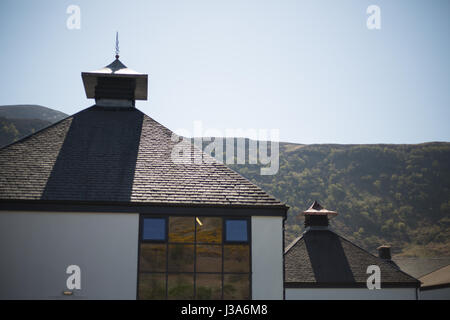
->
137, 214, 252, 300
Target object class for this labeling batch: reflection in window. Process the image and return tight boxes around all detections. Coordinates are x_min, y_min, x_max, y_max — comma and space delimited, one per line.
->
224, 244, 250, 272
168, 244, 194, 272
139, 243, 166, 272
138, 216, 250, 300
169, 217, 195, 242
168, 274, 194, 300
196, 217, 222, 243
196, 245, 221, 272
224, 274, 250, 300
138, 273, 166, 300
196, 274, 222, 300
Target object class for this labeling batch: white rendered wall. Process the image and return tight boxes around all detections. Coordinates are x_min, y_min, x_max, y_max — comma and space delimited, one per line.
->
285, 287, 417, 300
251, 216, 284, 300
420, 287, 450, 300
0, 211, 139, 299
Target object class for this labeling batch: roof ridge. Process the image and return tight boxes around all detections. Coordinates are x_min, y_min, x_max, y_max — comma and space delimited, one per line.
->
284, 234, 304, 254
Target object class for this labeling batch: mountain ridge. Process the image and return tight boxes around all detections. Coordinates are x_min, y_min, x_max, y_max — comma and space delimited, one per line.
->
224, 139, 450, 257
0, 105, 68, 147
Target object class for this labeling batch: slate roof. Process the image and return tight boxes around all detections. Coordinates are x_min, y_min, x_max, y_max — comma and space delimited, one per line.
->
285, 229, 420, 288
393, 257, 450, 279
0, 105, 286, 210
419, 265, 450, 290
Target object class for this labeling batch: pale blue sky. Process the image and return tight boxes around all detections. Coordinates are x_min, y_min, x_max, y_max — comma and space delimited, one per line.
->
0, 0, 449, 144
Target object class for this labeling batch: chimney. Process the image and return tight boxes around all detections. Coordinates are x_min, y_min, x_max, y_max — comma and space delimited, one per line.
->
301, 201, 337, 229
377, 245, 399, 268
377, 245, 392, 260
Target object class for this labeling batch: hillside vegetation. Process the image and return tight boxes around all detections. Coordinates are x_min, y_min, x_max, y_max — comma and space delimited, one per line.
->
227, 141, 450, 257
0, 105, 67, 147
0, 105, 67, 122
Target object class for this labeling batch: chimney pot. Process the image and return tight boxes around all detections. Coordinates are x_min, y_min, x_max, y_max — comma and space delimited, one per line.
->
301, 201, 337, 229
377, 245, 392, 260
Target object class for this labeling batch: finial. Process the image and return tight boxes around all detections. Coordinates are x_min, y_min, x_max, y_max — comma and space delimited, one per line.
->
115, 31, 120, 59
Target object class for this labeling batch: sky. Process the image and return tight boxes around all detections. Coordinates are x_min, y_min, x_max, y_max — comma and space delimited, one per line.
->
0, 0, 449, 144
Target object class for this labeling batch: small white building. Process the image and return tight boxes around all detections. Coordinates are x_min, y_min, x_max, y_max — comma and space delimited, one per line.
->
0, 53, 287, 300
284, 202, 420, 300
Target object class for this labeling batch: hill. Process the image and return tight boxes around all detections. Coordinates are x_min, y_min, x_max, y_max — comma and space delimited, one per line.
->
224, 140, 450, 257
0, 105, 67, 147
0, 105, 67, 122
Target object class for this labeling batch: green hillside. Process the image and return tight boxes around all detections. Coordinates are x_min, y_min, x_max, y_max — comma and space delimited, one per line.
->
226, 141, 450, 257
0, 105, 67, 122
0, 105, 67, 147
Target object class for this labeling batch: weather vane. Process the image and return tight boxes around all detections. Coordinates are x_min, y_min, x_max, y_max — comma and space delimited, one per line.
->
115, 31, 120, 59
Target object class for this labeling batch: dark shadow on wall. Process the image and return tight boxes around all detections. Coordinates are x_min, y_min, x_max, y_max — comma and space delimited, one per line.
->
304, 230, 355, 283
42, 106, 143, 202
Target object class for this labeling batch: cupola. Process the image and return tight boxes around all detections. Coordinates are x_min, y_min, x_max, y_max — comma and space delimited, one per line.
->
81, 33, 148, 107
301, 201, 337, 229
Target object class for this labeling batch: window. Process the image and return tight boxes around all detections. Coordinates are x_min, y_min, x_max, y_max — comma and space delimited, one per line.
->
138, 273, 166, 300
169, 217, 195, 242
142, 218, 166, 241
225, 219, 248, 242
139, 243, 166, 272
224, 274, 250, 299
224, 244, 250, 272
196, 274, 222, 299
138, 216, 250, 300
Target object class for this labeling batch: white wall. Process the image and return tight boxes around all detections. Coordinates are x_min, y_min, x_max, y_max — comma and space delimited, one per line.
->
251, 216, 284, 300
285, 287, 417, 300
0, 211, 139, 299
420, 287, 450, 300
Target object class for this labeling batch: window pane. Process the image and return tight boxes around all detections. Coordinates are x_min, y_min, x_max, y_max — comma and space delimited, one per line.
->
196, 245, 222, 272
225, 220, 248, 242
138, 273, 166, 300
168, 244, 194, 272
196, 274, 222, 300
196, 217, 222, 243
169, 217, 195, 242
142, 218, 166, 241
223, 274, 249, 300
224, 244, 250, 272
168, 274, 194, 300
139, 243, 166, 272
